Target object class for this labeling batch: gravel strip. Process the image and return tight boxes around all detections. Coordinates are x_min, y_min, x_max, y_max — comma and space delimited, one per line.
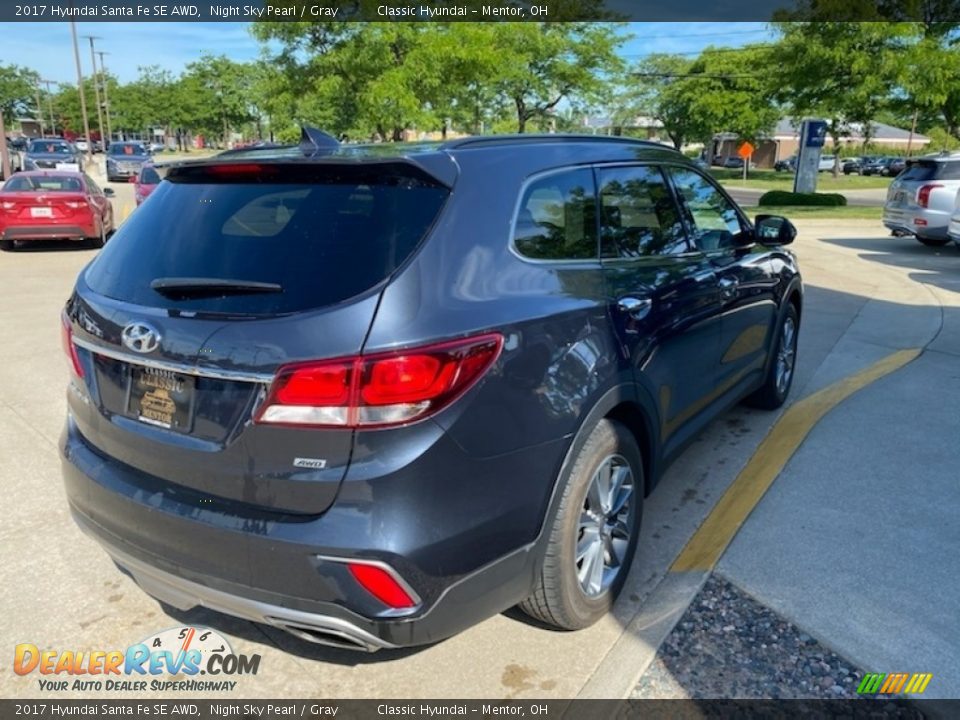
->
632, 573, 903, 702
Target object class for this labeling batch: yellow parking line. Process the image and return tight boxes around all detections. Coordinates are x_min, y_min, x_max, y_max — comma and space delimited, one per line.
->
119, 202, 133, 224
671, 348, 921, 572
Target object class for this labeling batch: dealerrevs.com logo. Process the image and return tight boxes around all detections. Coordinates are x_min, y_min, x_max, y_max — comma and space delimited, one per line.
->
14, 627, 261, 692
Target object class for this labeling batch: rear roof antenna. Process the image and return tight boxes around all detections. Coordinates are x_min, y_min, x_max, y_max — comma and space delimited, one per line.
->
300, 126, 340, 156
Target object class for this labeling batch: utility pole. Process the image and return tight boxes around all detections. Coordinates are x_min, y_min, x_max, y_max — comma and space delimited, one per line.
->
82, 35, 105, 150
96, 51, 112, 143
34, 86, 45, 135
0, 110, 9, 180
70, 21, 94, 166
40, 79, 56, 135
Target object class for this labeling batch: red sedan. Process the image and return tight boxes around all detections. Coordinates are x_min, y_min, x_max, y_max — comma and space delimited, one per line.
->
133, 164, 161, 206
0, 171, 115, 251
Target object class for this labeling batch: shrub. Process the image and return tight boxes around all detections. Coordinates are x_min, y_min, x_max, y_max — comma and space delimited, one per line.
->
758, 191, 847, 207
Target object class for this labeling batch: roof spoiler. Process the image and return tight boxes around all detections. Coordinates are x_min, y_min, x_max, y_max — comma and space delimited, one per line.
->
300, 126, 340, 156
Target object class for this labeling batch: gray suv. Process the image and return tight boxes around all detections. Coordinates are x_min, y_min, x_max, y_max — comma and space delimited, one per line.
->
61, 131, 802, 651
883, 154, 960, 246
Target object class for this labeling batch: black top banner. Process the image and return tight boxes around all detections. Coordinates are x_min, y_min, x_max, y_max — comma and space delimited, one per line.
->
2, 0, 959, 22
0, 699, 940, 719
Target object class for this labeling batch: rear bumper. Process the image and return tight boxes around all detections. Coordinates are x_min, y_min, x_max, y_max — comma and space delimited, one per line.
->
883, 208, 950, 239
2, 224, 94, 241
61, 415, 560, 649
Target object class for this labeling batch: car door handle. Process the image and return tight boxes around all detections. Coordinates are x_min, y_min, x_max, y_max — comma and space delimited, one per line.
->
718, 277, 739, 299
617, 297, 653, 320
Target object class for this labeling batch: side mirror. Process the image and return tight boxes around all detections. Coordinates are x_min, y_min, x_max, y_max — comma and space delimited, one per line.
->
103, 187, 115, 197
755, 214, 797, 245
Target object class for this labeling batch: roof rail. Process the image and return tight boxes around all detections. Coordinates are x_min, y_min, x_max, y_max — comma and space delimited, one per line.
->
440, 133, 664, 151
300, 126, 340, 156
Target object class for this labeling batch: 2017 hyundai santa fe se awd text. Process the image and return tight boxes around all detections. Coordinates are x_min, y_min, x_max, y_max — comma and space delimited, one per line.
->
60, 131, 802, 651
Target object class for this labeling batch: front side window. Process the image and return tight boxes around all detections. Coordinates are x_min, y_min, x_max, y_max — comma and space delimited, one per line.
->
668, 168, 747, 251
598, 165, 688, 258
513, 168, 597, 261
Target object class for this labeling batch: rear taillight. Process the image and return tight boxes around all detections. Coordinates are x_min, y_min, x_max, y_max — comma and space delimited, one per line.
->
917, 184, 943, 208
64, 200, 88, 209
256, 333, 503, 428
60, 311, 84, 378
1, 201, 16, 210
347, 563, 417, 609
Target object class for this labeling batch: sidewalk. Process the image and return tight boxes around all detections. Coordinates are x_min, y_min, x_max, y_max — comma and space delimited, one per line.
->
581, 220, 959, 700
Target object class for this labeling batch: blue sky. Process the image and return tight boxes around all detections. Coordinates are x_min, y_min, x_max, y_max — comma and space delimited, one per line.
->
0, 21, 774, 85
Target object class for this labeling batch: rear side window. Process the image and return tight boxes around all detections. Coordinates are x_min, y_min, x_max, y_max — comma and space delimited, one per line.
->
513, 169, 597, 260
84, 169, 448, 314
900, 162, 938, 182
903, 160, 960, 181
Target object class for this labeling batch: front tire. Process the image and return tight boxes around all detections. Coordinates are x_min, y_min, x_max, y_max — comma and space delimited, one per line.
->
520, 419, 643, 630
746, 304, 799, 410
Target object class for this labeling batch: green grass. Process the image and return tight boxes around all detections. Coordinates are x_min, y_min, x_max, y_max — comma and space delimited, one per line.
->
712, 168, 892, 191
741, 205, 884, 220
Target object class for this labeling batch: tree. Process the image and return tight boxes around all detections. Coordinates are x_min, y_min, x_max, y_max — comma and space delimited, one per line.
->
619, 46, 780, 151
181, 55, 254, 144
0, 64, 40, 125
771, 22, 905, 174
484, 23, 626, 133
614, 54, 704, 150
251, 20, 626, 138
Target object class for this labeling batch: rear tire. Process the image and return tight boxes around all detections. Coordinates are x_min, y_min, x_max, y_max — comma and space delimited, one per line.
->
0, 239, 14, 252
90, 222, 106, 249
745, 303, 799, 410
916, 236, 950, 247
520, 419, 643, 630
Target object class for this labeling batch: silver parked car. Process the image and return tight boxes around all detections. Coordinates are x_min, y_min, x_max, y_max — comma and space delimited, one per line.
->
883, 154, 960, 246
948, 187, 960, 249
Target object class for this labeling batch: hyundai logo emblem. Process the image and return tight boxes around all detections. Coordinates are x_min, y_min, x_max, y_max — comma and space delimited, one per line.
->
121, 322, 161, 354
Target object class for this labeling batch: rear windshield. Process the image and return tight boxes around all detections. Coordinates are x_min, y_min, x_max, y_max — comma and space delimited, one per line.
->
3, 175, 83, 192
84, 169, 449, 315
900, 160, 960, 182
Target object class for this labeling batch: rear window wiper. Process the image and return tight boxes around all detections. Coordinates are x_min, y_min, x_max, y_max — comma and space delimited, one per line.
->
150, 277, 283, 299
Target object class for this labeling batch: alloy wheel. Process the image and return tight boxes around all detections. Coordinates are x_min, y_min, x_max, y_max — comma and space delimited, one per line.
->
776, 316, 797, 395
575, 454, 635, 597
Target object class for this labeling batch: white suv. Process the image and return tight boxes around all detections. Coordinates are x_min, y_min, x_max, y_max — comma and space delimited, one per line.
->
883, 154, 960, 247
948, 187, 960, 248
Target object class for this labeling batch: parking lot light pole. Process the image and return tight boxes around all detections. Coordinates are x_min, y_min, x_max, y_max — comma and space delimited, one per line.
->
97, 51, 112, 144
83, 35, 106, 151
70, 21, 94, 166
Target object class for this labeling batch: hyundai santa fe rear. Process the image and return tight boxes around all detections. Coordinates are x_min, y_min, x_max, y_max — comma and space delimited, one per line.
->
61, 132, 802, 650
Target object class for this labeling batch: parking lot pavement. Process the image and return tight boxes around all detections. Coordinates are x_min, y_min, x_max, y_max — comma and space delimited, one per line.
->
1, 215, 956, 699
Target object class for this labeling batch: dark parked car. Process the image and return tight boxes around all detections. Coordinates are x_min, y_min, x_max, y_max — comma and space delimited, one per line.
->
105, 141, 151, 181
842, 156, 881, 175
23, 138, 84, 172
722, 156, 745, 169
862, 157, 905, 177
61, 132, 802, 651
774, 156, 797, 172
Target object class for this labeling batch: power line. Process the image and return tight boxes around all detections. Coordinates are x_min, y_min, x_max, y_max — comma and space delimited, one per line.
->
623, 44, 776, 59
628, 28, 772, 40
